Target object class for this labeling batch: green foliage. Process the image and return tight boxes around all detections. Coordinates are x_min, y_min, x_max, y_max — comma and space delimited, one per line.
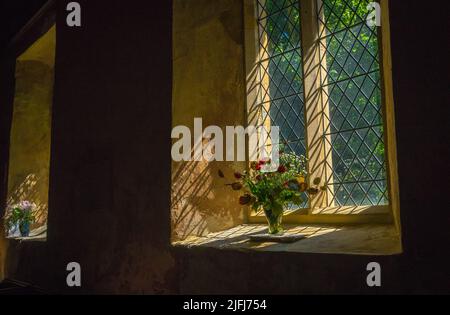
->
222, 150, 310, 216
5, 206, 35, 230
4, 201, 36, 233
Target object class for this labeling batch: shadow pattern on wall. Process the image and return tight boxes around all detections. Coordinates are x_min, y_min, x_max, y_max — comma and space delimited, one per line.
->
6, 58, 53, 233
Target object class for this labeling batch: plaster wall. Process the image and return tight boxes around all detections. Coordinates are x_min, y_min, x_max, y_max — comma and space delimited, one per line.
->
6, 25, 55, 230
172, 0, 247, 241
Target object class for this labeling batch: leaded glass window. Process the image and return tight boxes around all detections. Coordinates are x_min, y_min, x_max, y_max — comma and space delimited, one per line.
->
256, 0, 306, 156
253, 0, 389, 210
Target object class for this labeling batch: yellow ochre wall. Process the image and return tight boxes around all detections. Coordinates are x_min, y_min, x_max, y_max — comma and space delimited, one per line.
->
6, 25, 55, 232
171, 0, 247, 241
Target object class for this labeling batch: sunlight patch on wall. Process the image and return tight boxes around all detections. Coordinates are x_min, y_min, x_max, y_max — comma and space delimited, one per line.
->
6, 25, 56, 236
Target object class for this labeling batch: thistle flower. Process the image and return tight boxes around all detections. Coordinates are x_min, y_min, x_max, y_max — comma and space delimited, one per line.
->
239, 194, 252, 205
231, 182, 243, 191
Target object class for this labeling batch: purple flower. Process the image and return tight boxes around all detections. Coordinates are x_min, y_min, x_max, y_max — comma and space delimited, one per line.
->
18, 201, 34, 212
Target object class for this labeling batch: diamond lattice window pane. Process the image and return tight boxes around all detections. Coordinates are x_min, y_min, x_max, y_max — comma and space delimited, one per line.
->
256, 0, 307, 207
318, 0, 388, 206
319, 0, 372, 36
256, 0, 305, 153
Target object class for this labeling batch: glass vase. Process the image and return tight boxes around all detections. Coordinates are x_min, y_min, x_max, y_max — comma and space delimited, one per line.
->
19, 221, 30, 237
263, 207, 283, 234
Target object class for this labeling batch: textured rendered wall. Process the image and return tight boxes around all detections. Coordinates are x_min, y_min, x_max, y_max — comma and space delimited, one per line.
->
171, 0, 246, 241
7, 26, 55, 230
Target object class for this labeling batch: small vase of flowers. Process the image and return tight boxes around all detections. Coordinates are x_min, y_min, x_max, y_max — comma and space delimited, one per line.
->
220, 150, 323, 234
4, 201, 36, 238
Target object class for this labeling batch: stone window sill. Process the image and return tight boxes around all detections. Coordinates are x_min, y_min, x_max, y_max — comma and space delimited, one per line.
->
173, 224, 402, 256
7, 235, 46, 242
6, 225, 47, 242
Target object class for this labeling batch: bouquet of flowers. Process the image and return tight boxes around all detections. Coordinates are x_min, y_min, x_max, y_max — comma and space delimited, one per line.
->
4, 201, 36, 237
220, 150, 324, 234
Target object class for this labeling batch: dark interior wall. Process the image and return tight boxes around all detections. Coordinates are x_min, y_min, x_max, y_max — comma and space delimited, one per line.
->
388, 0, 450, 258
1, 0, 176, 294
0, 0, 49, 51
0, 0, 449, 294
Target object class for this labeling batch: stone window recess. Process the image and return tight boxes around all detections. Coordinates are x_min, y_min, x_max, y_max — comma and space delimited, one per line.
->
6, 25, 55, 241
244, 0, 401, 228
172, 0, 401, 254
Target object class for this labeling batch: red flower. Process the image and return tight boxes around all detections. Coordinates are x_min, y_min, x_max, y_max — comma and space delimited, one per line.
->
277, 165, 287, 173
255, 164, 262, 171
234, 172, 242, 179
